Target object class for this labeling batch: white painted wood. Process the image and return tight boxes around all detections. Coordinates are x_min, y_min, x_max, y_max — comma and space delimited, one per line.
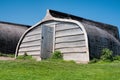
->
55, 45, 85, 49
55, 22, 81, 31
56, 32, 83, 38
56, 40, 85, 44
20, 40, 41, 47
55, 35, 85, 43
55, 41, 85, 48
43, 22, 59, 26
56, 28, 83, 37
26, 32, 41, 37
19, 46, 40, 52
26, 27, 41, 36
20, 44, 40, 48
57, 47, 87, 53
22, 34, 41, 42
55, 33, 84, 38
18, 51, 40, 55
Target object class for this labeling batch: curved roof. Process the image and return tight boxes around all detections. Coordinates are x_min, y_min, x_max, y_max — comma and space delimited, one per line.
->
0, 21, 29, 54
0, 21, 29, 41
0, 21, 31, 27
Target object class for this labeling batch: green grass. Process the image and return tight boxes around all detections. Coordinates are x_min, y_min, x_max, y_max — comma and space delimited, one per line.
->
0, 60, 120, 80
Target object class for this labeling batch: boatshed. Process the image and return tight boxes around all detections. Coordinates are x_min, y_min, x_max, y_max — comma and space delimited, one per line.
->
15, 10, 120, 63
0, 21, 30, 54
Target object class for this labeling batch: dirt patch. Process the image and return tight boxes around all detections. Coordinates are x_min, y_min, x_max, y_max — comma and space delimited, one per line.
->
0, 57, 15, 60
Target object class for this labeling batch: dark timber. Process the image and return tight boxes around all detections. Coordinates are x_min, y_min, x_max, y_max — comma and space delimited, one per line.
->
0, 21, 30, 54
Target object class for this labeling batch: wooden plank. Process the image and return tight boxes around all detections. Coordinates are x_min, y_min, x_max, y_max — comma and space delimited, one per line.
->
26, 26, 41, 36
26, 32, 41, 37
56, 28, 80, 32
26, 33, 41, 37
20, 44, 40, 48
55, 22, 81, 31
55, 45, 85, 49
55, 33, 84, 38
55, 40, 85, 44
43, 22, 59, 26
19, 49, 40, 53
22, 39, 41, 43
55, 40, 85, 48
18, 51, 40, 55
19, 46, 40, 52
55, 35, 85, 43
56, 28, 82, 36
56, 47, 87, 53
56, 29, 83, 38
22, 34, 41, 42
20, 40, 41, 47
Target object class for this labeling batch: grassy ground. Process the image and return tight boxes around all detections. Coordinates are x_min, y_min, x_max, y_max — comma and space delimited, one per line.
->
0, 60, 120, 80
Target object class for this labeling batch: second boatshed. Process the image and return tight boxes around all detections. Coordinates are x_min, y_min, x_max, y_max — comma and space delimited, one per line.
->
15, 10, 120, 63
0, 21, 29, 54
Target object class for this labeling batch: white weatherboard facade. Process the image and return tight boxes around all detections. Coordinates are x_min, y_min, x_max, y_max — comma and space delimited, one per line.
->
15, 10, 89, 63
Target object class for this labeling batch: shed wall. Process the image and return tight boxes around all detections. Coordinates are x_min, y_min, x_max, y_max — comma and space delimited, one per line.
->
54, 22, 89, 62
18, 26, 41, 56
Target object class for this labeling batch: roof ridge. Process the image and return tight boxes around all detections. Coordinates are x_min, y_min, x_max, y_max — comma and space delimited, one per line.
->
0, 21, 31, 27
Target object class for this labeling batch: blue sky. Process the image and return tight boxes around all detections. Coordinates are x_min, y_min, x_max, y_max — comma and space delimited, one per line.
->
0, 0, 120, 31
